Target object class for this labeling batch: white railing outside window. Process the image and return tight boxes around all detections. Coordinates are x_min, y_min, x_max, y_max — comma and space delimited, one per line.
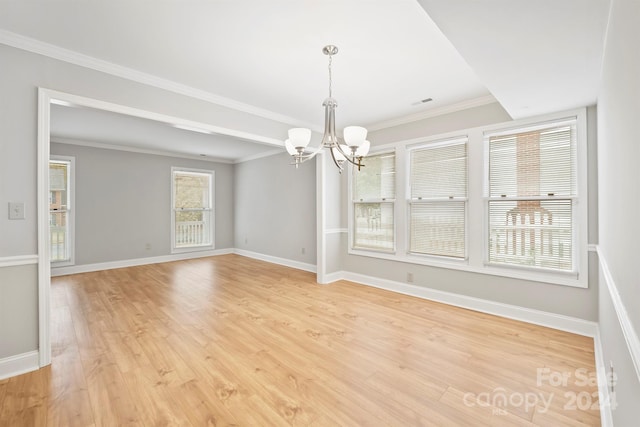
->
50, 212, 68, 262
175, 219, 210, 247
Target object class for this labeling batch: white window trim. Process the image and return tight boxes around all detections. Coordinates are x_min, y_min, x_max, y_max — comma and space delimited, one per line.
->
50, 155, 75, 267
481, 111, 588, 284
171, 166, 215, 254
346, 108, 589, 288
348, 148, 398, 255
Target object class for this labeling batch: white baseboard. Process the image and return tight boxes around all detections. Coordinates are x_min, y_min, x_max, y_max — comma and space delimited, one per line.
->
321, 271, 345, 284
51, 248, 234, 276
233, 249, 316, 273
340, 271, 598, 337
0, 350, 39, 381
50, 248, 317, 277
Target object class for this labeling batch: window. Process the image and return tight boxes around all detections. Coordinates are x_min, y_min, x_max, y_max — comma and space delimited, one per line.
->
171, 168, 214, 251
352, 152, 396, 252
409, 138, 467, 259
486, 119, 577, 272
344, 109, 586, 287
49, 156, 74, 265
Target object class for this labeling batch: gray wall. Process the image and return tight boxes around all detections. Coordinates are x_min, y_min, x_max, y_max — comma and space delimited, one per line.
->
0, 264, 38, 359
321, 152, 345, 276
0, 43, 290, 362
234, 152, 316, 265
597, 0, 640, 422
3, 15, 638, 419
337, 102, 600, 321
51, 142, 234, 265
370, 101, 511, 145
0, 43, 290, 259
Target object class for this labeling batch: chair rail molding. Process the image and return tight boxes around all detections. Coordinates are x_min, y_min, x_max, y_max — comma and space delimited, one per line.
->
594, 244, 640, 383
0, 254, 38, 268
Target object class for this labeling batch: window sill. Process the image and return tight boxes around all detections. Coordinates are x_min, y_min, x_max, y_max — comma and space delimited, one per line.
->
347, 247, 587, 288
51, 260, 74, 268
171, 244, 215, 255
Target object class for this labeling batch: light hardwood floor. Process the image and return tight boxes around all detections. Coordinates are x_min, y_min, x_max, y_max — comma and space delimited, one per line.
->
0, 255, 600, 426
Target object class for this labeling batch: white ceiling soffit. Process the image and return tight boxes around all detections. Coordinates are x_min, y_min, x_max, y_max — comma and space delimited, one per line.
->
417, 0, 611, 119
50, 104, 282, 163
0, 0, 491, 131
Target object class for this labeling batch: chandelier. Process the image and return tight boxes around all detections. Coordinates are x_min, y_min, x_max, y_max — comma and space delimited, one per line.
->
284, 45, 370, 172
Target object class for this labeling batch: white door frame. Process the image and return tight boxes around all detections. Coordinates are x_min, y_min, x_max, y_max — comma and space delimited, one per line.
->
37, 87, 270, 366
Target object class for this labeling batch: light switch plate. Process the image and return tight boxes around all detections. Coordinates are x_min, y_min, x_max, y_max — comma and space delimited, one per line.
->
9, 202, 25, 220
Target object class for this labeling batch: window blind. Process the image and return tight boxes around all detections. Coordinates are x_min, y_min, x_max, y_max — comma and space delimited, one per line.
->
354, 153, 396, 201
353, 152, 395, 251
410, 201, 466, 258
489, 122, 577, 198
409, 139, 467, 258
486, 119, 577, 271
411, 141, 467, 199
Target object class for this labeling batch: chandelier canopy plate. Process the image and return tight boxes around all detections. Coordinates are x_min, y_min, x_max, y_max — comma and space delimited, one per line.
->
322, 45, 338, 56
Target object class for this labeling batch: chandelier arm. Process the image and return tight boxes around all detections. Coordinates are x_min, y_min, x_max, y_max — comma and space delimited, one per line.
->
306, 143, 326, 161
329, 106, 339, 147
344, 155, 361, 166
345, 157, 362, 167
332, 141, 361, 168
293, 143, 324, 165
333, 142, 351, 158
328, 141, 344, 172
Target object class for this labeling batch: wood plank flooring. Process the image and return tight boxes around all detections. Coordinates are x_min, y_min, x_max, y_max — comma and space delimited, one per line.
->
0, 255, 600, 426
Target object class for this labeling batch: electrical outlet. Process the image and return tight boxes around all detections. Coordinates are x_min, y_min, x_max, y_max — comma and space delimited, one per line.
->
407, 272, 414, 283
145, 243, 151, 250
8, 202, 25, 220
610, 361, 615, 393
301, 247, 306, 255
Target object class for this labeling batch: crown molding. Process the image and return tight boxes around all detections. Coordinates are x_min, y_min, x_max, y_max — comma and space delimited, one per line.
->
1, 30, 499, 138
51, 136, 235, 164
0, 29, 316, 130
367, 95, 498, 131
235, 148, 285, 164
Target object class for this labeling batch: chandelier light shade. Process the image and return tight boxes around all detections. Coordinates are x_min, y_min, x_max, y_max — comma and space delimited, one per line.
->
285, 45, 370, 172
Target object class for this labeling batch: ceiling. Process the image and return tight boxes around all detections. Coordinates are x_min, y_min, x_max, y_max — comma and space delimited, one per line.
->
50, 104, 282, 163
0, 0, 610, 162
